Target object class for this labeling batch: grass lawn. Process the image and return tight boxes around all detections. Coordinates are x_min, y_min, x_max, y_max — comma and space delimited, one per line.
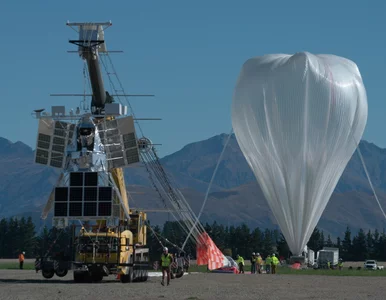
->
276, 267, 386, 276
0, 262, 35, 270
186, 264, 386, 276
1, 262, 385, 277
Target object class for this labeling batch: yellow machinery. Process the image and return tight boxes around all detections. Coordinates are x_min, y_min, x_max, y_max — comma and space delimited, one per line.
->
73, 209, 149, 283
33, 22, 152, 283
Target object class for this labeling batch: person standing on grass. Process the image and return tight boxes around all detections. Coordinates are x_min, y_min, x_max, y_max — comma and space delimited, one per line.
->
338, 259, 343, 270
256, 253, 263, 274
160, 247, 173, 286
265, 255, 271, 274
271, 253, 279, 274
251, 252, 256, 274
18, 251, 25, 269
236, 254, 245, 274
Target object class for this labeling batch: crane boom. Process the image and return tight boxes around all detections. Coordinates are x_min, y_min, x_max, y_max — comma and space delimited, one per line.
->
84, 50, 106, 110
68, 22, 112, 114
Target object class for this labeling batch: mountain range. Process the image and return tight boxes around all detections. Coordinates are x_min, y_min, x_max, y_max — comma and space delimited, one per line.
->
0, 134, 386, 239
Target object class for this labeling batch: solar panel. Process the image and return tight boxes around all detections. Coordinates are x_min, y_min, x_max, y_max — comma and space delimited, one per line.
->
54, 203, 68, 217
70, 172, 84, 186
52, 171, 115, 218
69, 187, 83, 202
34, 119, 73, 168
85, 172, 98, 186
84, 202, 97, 216
97, 116, 140, 169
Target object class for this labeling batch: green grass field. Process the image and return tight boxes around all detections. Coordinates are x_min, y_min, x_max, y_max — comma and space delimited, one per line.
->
0, 262, 35, 270
0, 262, 385, 277
186, 264, 386, 276
273, 267, 386, 277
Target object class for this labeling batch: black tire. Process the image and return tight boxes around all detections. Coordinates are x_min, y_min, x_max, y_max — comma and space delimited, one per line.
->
133, 269, 139, 282
143, 270, 148, 282
140, 270, 144, 282
74, 272, 84, 283
176, 267, 184, 278
120, 274, 129, 283
120, 268, 134, 283
55, 268, 68, 277
120, 269, 133, 283
74, 272, 90, 283
42, 269, 55, 279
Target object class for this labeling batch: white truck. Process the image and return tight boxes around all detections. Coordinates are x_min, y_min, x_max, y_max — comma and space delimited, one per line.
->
316, 247, 339, 269
289, 247, 315, 267
364, 260, 384, 270
306, 248, 315, 267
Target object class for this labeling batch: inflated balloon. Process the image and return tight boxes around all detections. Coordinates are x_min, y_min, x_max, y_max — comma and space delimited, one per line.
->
231, 52, 368, 255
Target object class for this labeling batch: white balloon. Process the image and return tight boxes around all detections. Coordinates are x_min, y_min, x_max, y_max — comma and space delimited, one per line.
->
231, 52, 368, 255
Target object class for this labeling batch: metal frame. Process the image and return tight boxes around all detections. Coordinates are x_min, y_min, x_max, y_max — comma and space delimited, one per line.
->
69, 40, 105, 49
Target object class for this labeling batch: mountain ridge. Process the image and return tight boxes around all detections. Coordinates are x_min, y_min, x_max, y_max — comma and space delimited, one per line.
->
0, 134, 385, 238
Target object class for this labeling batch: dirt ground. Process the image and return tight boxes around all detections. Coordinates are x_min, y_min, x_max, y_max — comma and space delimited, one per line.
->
0, 269, 385, 300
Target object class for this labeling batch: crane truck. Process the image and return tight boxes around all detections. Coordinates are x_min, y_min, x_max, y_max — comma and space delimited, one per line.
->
33, 22, 152, 283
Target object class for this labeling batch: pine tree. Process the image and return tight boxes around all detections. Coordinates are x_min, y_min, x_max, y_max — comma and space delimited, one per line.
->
373, 229, 380, 258
276, 233, 290, 258
6, 218, 19, 258
366, 230, 373, 258
336, 237, 342, 253
250, 227, 262, 253
318, 231, 325, 250
239, 223, 251, 257
352, 229, 367, 261
307, 227, 320, 251
262, 229, 274, 256
0, 218, 8, 258
326, 234, 333, 247
228, 226, 237, 258
22, 217, 37, 258
148, 225, 163, 261
341, 226, 352, 260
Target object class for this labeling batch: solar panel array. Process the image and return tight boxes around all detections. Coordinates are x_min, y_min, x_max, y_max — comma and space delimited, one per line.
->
97, 116, 140, 169
35, 119, 75, 168
54, 172, 114, 218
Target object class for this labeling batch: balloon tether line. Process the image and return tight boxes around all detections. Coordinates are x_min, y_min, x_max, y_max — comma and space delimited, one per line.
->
356, 142, 386, 220
181, 129, 234, 250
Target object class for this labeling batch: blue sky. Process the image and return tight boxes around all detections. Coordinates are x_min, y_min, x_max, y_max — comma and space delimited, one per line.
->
1, 0, 386, 157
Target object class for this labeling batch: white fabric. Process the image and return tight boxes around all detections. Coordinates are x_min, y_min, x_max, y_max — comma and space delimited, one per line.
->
231, 52, 368, 255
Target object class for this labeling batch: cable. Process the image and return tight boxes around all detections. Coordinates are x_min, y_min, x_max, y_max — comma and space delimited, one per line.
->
356, 144, 386, 220
182, 130, 233, 250
99, 49, 211, 248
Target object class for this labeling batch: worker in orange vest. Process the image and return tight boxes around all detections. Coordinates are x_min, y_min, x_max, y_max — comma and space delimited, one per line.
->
18, 251, 25, 269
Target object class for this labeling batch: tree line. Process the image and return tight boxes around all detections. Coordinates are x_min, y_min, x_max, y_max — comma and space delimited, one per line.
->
0, 217, 73, 259
0, 217, 385, 262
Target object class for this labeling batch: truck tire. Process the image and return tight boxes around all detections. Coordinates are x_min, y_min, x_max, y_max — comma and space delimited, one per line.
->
42, 269, 55, 279
55, 268, 68, 277
74, 271, 90, 283
143, 270, 148, 282
175, 267, 184, 278
139, 270, 144, 282
120, 268, 133, 283
133, 269, 139, 282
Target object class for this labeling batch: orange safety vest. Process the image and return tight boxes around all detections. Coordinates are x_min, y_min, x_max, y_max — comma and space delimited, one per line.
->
18, 254, 24, 262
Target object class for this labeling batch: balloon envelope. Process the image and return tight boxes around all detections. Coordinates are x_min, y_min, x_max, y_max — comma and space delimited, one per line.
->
231, 52, 368, 255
